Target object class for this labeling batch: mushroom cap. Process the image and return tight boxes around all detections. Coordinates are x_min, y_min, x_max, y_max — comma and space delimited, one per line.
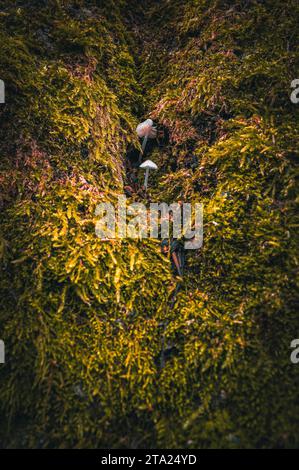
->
139, 159, 158, 170
136, 119, 156, 138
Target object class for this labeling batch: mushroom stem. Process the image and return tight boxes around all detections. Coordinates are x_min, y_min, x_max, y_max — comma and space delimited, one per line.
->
139, 135, 148, 163
0, 79, 5, 104
141, 135, 148, 153
144, 167, 150, 189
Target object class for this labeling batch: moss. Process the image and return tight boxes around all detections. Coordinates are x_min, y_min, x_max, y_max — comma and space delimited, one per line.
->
0, 0, 299, 448
142, 0, 299, 448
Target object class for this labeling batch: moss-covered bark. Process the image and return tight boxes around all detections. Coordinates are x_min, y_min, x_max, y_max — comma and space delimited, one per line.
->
0, 0, 298, 448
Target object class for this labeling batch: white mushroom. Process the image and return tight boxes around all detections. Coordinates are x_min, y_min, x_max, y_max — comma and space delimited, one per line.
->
136, 119, 157, 162
139, 159, 158, 190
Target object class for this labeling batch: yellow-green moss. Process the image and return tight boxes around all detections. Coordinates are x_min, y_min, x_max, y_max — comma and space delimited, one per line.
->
0, 0, 299, 448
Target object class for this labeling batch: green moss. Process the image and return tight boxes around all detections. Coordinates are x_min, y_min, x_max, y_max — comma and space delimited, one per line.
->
0, 0, 299, 448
